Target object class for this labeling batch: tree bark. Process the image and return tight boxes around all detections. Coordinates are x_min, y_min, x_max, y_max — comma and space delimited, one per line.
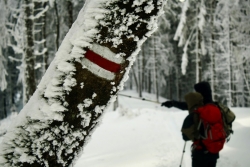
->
210, 0, 217, 101
138, 53, 142, 97
67, 0, 74, 28
23, 0, 36, 104
141, 44, 146, 92
132, 65, 139, 92
43, 1, 49, 71
153, 35, 159, 102
54, 0, 60, 50
196, 5, 202, 83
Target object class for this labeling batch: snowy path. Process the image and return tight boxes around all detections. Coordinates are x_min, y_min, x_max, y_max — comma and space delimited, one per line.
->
74, 109, 188, 167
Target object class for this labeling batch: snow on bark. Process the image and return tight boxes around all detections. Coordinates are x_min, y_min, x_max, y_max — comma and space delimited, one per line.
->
0, 54, 7, 91
0, 0, 165, 166
23, 0, 36, 104
0, 0, 8, 91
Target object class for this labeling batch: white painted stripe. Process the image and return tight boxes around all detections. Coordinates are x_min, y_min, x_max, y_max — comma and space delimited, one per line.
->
91, 43, 124, 64
81, 58, 115, 80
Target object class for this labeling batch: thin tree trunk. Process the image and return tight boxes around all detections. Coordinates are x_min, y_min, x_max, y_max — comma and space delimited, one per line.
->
168, 73, 172, 100
113, 96, 119, 111
43, 1, 49, 71
141, 44, 146, 92
228, 31, 233, 107
129, 72, 133, 89
153, 35, 159, 102
174, 38, 181, 101
148, 70, 151, 93
54, 0, 60, 50
67, 0, 74, 28
210, 0, 216, 101
196, 3, 202, 84
3, 90, 7, 118
229, 50, 234, 106
242, 59, 250, 107
132, 65, 139, 91
138, 53, 142, 97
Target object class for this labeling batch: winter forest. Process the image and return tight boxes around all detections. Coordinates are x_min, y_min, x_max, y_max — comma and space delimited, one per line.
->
1, 0, 250, 121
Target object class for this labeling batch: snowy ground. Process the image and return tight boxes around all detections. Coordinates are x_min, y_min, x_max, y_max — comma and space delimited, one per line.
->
0, 90, 250, 167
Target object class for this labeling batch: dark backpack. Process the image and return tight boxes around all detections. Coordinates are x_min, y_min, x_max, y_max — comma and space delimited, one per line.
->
194, 104, 227, 154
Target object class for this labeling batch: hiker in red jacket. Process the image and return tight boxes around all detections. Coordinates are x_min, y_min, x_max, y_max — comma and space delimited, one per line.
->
183, 91, 221, 167
161, 81, 235, 167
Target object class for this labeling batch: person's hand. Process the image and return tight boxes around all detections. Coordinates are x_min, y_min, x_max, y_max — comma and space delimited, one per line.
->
161, 101, 174, 108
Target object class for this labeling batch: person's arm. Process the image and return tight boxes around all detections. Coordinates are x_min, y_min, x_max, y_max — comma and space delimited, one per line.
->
161, 100, 188, 110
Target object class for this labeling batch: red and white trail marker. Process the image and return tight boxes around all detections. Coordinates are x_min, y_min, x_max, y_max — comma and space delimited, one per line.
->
82, 43, 124, 80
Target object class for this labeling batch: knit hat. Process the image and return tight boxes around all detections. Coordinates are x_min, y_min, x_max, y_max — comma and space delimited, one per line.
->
194, 81, 213, 104
184, 92, 203, 112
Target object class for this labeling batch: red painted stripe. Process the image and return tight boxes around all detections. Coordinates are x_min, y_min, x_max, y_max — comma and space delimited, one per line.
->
85, 49, 121, 73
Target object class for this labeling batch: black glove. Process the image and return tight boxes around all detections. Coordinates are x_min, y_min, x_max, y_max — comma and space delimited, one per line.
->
161, 101, 174, 108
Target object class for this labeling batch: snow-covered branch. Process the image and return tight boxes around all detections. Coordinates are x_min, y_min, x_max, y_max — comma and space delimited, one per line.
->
31, 5, 49, 20
174, 0, 189, 43
34, 48, 48, 56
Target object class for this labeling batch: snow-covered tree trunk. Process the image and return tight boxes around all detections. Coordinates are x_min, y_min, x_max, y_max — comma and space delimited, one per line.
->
141, 44, 146, 92
195, 0, 204, 83
153, 35, 159, 102
32, 0, 49, 83
137, 52, 142, 97
132, 65, 139, 91
195, 29, 201, 83
209, 0, 217, 101
42, 1, 49, 72
225, 4, 233, 107
23, 0, 36, 104
242, 58, 250, 106
0, 0, 165, 166
54, 0, 60, 50
0, 0, 8, 92
0, 51, 7, 92
148, 70, 152, 93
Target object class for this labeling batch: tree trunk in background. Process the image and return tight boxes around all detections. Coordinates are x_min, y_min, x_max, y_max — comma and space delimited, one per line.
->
243, 59, 250, 107
195, 5, 199, 83
23, 0, 36, 104
175, 42, 181, 101
228, 25, 233, 107
113, 96, 119, 111
168, 73, 172, 100
138, 53, 142, 97
153, 35, 159, 102
229, 49, 234, 106
132, 65, 139, 92
67, 0, 73, 28
148, 71, 151, 93
3, 91, 7, 118
210, 0, 216, 101
196, 21, 202, 83
129, 72, 133, 89
43, 1, 49, 72
141, 44, 146, 92
54, 0, 60, 50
